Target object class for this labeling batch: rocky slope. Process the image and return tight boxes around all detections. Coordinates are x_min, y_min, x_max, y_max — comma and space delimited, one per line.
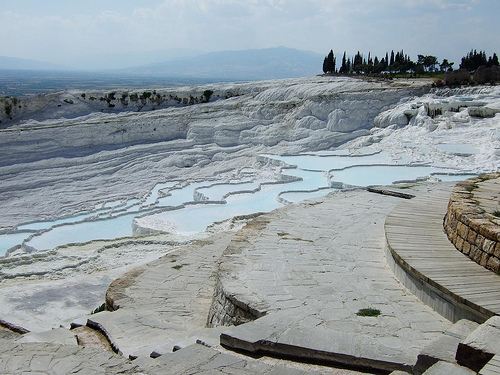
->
0, 77, 431, 229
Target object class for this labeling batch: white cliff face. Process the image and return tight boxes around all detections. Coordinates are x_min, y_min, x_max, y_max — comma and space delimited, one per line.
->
353, 85, 500, 173
0, 77, 431, 228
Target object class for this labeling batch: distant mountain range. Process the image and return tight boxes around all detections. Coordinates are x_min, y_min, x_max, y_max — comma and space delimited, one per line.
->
0, 47, 323, 81
119, 47, 323, 80
73, 48, 206, 70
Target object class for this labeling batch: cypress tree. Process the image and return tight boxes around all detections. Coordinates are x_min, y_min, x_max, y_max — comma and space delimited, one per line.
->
340, 51, 347, 74
326, 49, 335, 73
492, 53, 499, 66
323, 50, 336, 73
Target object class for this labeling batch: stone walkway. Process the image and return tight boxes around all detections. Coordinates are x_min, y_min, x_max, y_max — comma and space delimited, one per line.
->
213, 189, 452, 373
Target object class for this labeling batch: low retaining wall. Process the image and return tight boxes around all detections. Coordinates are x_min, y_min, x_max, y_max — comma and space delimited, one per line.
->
206, 278, 265, 327
443, 174, 500, 273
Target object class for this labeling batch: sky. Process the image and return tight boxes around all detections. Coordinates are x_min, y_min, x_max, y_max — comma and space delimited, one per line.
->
0, 0, 498, 69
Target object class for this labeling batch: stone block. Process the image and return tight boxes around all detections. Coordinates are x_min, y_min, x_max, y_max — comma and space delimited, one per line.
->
413, 320, 479, 375
464, 243, 477, 256
456, 237, 465, 253
479, 253, 490, 267
476, 234, 486, 249
456, 317, 500, 372
16, 328, 78, 346
462, 241, 471, 256
467, 230, 477, 245
486, 256, 500, 273
483, 239, 496, 255
449, 215, 458, 228
449, 230, 458, 244
478, 224, 499, 242
422, 361, 475, 375
494, 243, 500, 258
457, 222, 469, 240
470, 219, 493, 235
469, 247, 483, 263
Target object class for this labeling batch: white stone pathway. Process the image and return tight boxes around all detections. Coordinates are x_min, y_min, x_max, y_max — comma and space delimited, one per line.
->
215, 189, 452, 372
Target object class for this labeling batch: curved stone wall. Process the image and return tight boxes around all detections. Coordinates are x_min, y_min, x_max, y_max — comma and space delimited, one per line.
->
444, 174, 500, 273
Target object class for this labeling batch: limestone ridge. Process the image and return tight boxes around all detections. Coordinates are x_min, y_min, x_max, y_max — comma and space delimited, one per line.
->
0, 77, 431, 165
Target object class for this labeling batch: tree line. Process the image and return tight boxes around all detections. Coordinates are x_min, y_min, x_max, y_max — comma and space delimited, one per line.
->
322, 49, 499, 76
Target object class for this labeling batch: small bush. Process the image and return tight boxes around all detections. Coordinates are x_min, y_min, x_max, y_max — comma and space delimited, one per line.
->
356, 307, 381, 317
91, 303, 106, 314
202, 89, 214, 102
493, 210, 500, 218
4, 103, 12, 117
465, 184, 479, 192
172, 263, 189, 270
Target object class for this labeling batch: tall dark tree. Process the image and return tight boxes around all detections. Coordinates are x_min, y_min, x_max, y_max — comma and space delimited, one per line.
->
322, 57, 328, 74
460, 50, 488, 72
440, 59, 454, 72
418, 55, 438, 72
353, 51, 363, 73
339, 51, 348, 74
487, 53, 499, 67
323, 49, 336, 73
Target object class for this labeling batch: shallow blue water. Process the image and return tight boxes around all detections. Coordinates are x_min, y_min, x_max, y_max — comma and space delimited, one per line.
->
0, 152, 474, 255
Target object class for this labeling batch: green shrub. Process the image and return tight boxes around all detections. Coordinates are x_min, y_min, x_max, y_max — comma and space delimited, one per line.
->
4, 103, 11, 117
202, 89, 214, 102
91, 303, 106, 314
356, 307, 381, 317
172, 263, 189, 270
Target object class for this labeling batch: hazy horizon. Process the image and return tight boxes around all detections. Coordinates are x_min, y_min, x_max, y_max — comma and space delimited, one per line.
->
1, 0, 499, 70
